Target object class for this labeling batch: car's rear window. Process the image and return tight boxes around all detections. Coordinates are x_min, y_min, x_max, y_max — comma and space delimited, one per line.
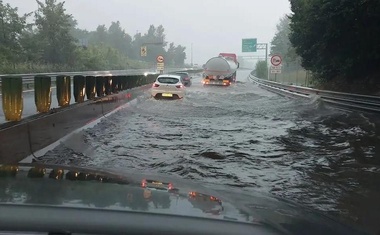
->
157, 77, 179, 84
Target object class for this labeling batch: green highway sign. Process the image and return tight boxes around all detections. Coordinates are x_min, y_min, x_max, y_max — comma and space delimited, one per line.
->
242, 38, 257, 52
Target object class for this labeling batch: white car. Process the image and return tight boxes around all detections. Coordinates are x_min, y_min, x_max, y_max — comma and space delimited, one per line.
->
151, 74, 186, 99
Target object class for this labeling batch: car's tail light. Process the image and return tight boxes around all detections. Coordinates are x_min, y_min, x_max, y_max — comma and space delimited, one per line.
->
141, 179, 147, 188
153, 83, 159, 88
168, 183, 173, 190
176, 85, 183, 88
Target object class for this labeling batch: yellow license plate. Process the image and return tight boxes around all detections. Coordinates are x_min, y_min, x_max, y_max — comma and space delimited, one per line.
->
162, 93, 173, 97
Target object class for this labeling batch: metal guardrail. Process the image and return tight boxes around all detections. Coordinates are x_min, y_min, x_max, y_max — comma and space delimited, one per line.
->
0, 67, 200, 78
0, 68, 200, 93
1, 68, 202, 122
249, 74, 380, 113
0, 67, 192, 83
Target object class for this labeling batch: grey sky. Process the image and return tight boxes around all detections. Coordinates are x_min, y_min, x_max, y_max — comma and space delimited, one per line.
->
6, 0, 291, 64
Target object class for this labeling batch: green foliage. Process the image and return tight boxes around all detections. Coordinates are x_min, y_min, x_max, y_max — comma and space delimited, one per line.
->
255, 61, 268, 79
270, 15, 303, 73
0, 1, 29, 64
35, 0, 77, 65
75, 23, 187, 66
271, 16, 292, 62
0, 0, 187, 74
289, 0, 380, 81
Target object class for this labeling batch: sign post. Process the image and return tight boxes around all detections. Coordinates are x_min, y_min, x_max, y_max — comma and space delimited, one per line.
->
140, 46, 147, 57
270, 55, 282, 82
242, 39, 268, 79
156, 55, 165, 73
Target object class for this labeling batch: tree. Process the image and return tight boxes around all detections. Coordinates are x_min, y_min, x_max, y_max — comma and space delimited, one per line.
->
107, 21, 132, 57
271, 16, 297, 64
173, 45, 186, 66
289, 0, 380, 81
271, 15, 302, 73
139, 24, 166, 62
255, 61, 268, 79
271, 16, 291, 58
19, 25, 42, 62
0, 1, 28, 64
130, 31, 142, 59
34, 0, 77, 65
155, 25, 167, 47
0, 1, 188, 73
166, 42, 176, 66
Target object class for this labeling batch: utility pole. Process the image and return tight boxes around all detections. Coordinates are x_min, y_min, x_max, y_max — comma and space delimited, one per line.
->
191, 43, 193, 66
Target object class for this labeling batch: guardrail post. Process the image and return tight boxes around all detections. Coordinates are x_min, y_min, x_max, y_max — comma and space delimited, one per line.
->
147, 74, 156, 84
119, 76, 127, 90
1, 77, 23, 121
117, 76, 123, 91
96, 76, 105, 97
56, 75, 71, 107
73, 75, 86, 103
125, 76, 132, 89
85, 76, 96, 100
112, 76, 120, 93
34, 75, 52, 113
140, 75, 146, 85
104, 76, 112, 95
137, 76, 142, 86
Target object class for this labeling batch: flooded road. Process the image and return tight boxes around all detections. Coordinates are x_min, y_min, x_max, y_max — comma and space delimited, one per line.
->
39, 69, 380, 234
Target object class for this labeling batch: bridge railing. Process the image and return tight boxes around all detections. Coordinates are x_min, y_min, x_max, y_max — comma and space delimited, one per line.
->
249, 74, 380, 114
0, 68, 202, 163
1, 68, 200, 122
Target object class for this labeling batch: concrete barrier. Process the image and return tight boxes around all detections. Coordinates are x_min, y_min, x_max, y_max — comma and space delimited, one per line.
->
0, 69, 202, 163
0, 84, 149, 164
0, 124, 31, 164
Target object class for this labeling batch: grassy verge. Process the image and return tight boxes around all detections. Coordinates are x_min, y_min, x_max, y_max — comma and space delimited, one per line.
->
268, 69, 380, 95
268, 69, 315, 87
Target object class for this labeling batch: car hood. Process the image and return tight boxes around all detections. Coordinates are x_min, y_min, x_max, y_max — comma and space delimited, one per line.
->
0, 163, 367, 235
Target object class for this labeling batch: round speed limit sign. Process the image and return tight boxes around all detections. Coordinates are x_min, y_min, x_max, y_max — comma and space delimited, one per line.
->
156, 55, 164, 63
271, 55, 282, 66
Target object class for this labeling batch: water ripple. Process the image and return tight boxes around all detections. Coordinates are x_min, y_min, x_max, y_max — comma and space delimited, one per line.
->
38, 71, 380, 234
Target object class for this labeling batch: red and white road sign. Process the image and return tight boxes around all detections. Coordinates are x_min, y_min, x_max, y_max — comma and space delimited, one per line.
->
156, 55, 164, 63
270, 55, 282, 66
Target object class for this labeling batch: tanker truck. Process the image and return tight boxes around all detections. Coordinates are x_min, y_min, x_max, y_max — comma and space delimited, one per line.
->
202, 53, 239, 86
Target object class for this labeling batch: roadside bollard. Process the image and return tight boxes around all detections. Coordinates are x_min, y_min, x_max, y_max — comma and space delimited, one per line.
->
34, 76, 51, 113
56, 75, 71, 107
105, 76, 112, 95
1, 77, 23, 121
136, 76, 142, 86
85, 76, 96, 100
73, 75, 86, 103
120, 76, 127, 90
112, 76, 120, 93
132, 76, 139, 88
125, 76, 132, 89
96, 76, 105, 97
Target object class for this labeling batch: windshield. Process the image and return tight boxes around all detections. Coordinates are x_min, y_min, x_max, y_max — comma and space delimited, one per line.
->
157, 77, 179, 84
0, 0, 379, 235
